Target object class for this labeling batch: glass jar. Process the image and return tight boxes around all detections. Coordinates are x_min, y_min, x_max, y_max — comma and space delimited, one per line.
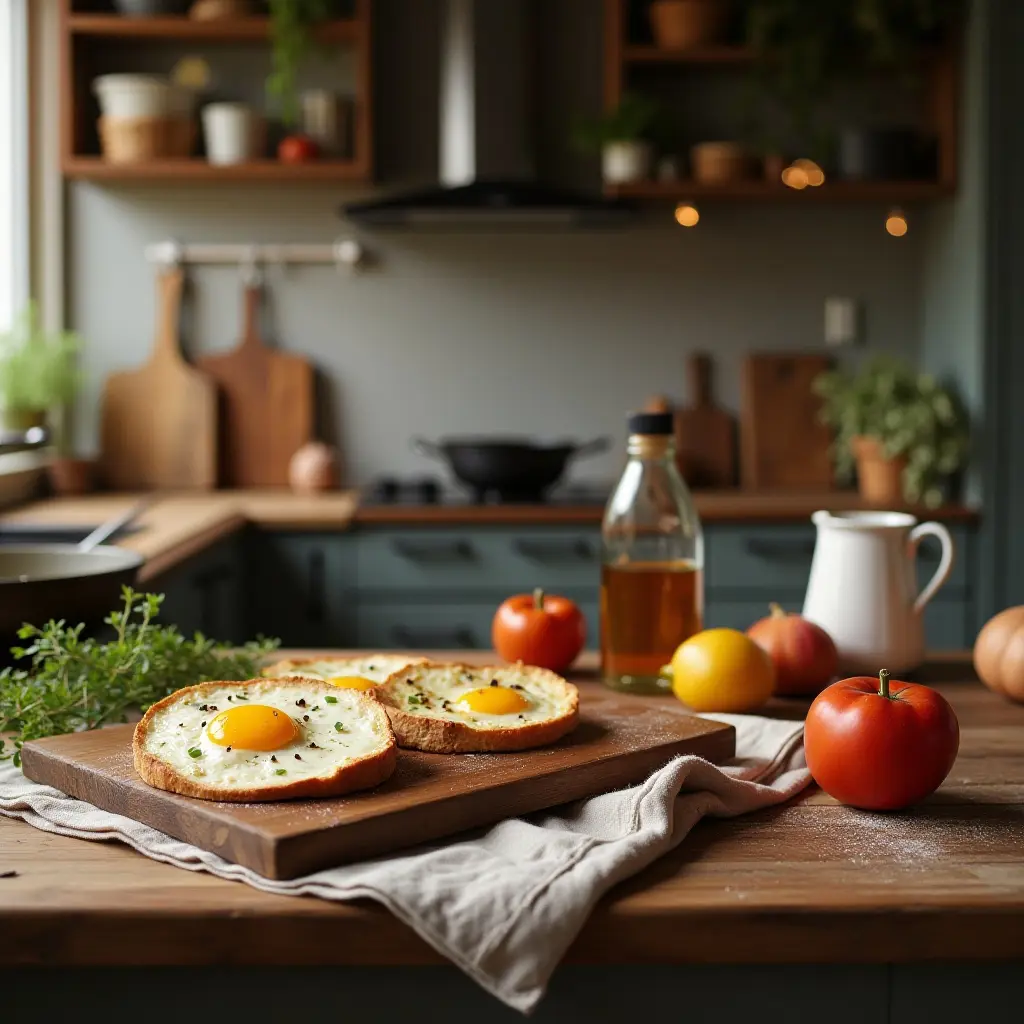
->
600, 412, 704, 694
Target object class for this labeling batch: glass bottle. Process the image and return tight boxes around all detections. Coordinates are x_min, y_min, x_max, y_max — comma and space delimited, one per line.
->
600, 412, 704, 694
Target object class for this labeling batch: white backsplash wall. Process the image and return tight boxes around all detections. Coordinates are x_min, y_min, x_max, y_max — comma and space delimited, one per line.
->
69, 187, 923, 485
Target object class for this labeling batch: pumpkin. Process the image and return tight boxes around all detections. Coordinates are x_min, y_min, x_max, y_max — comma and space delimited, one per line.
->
973, 606, 1024, 702
746, 603, 838, 696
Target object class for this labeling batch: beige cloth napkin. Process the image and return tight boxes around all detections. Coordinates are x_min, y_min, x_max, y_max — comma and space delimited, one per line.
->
0, 713, 809, 1014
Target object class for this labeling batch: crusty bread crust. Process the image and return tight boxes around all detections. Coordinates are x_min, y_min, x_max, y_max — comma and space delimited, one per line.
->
376, 662, 579, 753
133, 678, 397, 802
263, 653, 429, 681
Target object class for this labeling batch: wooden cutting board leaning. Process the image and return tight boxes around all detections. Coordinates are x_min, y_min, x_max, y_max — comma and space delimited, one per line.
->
739, 353, 834, 490
673, 353, 736, 487
196, 282, 315, 488
99, 268, 218, 490
20, 683, 735, 879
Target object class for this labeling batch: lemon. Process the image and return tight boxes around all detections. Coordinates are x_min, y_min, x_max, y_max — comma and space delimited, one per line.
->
670, 628, 775, 713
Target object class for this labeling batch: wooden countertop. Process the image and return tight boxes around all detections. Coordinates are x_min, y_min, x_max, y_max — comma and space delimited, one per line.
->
0, 489, 979, 582
1, 654, 1022, 968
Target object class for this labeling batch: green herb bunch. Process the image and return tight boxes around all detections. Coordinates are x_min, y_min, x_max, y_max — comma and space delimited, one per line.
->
0, 589, 279, 766
267, 0, 337, 128
813, 356, 970, 507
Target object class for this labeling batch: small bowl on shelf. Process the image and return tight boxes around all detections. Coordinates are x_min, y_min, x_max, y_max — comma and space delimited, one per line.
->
649, 0, 728, 50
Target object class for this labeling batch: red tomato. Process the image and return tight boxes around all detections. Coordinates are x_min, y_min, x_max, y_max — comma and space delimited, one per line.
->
492, 588, 586, 672
747, 603, 838, 696
805, 670, 959, 810
278, 134, 320, 163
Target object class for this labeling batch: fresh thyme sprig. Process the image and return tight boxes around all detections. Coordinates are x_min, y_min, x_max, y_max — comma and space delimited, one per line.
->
0, 588, 279, 766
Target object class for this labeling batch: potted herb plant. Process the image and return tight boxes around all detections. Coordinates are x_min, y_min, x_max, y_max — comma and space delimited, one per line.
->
267, 0, 336, 158
813, 356, 969, 508
0, 303, 91, 495
575, 93, 658, 185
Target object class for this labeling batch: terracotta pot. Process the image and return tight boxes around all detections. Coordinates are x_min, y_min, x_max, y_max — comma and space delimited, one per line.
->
48, 457, 97, 497
851, 436, 906, 504
649, 0, 728, 50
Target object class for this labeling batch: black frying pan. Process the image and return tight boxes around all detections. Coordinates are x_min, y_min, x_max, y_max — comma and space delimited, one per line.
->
413, 436, 610, 501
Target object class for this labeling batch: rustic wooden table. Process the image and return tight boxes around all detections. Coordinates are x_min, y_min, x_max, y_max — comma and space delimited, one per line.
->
1, 655, 1021, 1022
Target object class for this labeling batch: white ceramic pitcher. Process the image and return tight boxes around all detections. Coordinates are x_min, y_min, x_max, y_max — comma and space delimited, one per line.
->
802, 510, 955, 674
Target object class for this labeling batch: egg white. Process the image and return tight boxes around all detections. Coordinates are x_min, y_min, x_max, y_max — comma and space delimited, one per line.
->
139, 680, 391, 791
387, 665, 569, 731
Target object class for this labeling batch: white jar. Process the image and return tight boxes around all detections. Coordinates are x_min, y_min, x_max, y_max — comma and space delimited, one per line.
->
93, 74, 173, 119
602, 141, 652, 184
202, 103, 260, 165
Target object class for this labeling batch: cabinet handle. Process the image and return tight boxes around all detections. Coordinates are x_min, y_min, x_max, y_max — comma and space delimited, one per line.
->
392, 625, 476, 648
306, 549, 326, 623
744, 538, 816, 560
392, 539, 474, 563
514, 538, 595, 563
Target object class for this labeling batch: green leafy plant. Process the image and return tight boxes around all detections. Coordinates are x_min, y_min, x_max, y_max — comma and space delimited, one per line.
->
0, 589, 279, 766
813, 356, 969, 507
574, 93, 659, 151
267, 0, 337, 128
744, 0, 959, 157
0, 301, 82, 429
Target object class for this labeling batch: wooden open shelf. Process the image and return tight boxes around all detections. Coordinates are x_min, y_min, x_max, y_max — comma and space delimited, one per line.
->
60, 0, 373, 184
62, 157, 369, 182
67, 13, 358, 44
603, 0, 958, 202
605, 179, 954, 202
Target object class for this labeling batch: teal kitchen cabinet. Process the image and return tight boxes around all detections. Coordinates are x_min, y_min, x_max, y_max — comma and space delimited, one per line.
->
151, 533, 245, 642
245, 530, 357, 648
242, 520, 977, 653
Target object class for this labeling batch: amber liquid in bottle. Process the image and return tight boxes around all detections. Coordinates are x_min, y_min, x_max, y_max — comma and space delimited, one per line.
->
600, 560, 704, 683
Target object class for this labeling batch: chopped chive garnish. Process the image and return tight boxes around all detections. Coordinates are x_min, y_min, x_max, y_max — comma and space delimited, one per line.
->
275, 768, 287, 776
325, 695, 338, 704
188, 747, 202, 759
334, 722, 346, 732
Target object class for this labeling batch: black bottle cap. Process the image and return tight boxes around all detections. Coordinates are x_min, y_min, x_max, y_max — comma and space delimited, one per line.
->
627, 412, 674, 436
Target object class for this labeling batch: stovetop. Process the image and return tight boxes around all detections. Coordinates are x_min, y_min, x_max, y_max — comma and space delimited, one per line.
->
363, 476, 611, 507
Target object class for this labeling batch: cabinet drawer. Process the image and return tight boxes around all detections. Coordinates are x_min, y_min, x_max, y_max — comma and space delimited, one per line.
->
356, 600, 600, 651
355, 527, 600, 593
706, 526, 817, 592
706, 524, 971, 595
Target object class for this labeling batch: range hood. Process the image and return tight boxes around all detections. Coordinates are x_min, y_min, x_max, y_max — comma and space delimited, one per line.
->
344, 0, 632, 227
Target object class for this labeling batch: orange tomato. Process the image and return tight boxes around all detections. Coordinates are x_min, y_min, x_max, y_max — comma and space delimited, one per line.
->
492, 588, 586, 672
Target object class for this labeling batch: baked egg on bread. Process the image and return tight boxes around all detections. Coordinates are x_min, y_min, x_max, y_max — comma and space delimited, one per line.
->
264, 654, 429, 691
375, 662, 579, 753
133, 677, 396, 801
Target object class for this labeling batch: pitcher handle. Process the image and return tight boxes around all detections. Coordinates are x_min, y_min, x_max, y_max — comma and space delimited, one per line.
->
910, 521, 955, 614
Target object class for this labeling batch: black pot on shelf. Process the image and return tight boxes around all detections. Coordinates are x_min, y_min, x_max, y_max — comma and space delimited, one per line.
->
837, 128, 937, 181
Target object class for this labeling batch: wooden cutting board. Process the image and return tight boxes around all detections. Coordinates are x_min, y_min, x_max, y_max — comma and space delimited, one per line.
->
99, 269, 217, 491
196, 284, 315, 488
674, 353, 736, 488
20, 685, 734, 880
739, 353, 834, 490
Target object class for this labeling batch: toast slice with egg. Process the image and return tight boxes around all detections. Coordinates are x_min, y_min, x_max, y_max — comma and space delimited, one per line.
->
376, 662, 579, 753
264, 653, 429, 690
133, 677, 397, 802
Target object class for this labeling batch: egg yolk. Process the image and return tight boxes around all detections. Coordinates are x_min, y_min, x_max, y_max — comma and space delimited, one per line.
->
329, 675, 376, 691
456, 686, 530, 715
206, 704, 299, 751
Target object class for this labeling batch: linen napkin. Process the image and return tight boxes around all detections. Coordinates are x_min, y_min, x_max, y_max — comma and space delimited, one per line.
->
0, 712, 810, 1014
